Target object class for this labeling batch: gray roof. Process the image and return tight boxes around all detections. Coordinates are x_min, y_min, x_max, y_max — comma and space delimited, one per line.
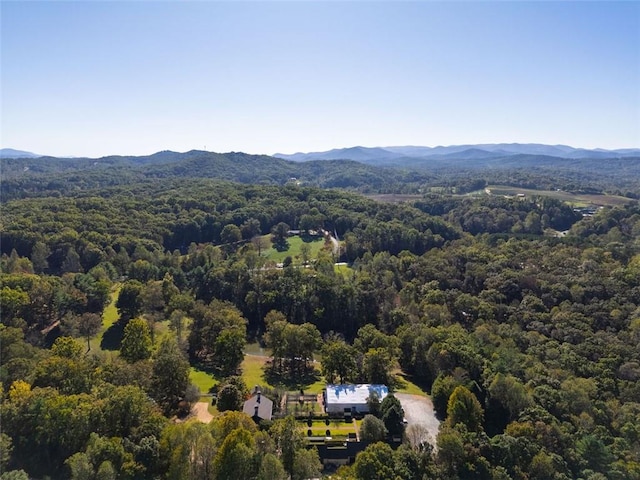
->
243, 393, 273, 421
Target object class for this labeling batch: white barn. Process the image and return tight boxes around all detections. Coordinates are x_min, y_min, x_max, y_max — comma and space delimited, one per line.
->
324, 384, 388, 414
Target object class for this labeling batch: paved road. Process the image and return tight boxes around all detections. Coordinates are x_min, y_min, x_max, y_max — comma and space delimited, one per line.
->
396, 393, 441, 448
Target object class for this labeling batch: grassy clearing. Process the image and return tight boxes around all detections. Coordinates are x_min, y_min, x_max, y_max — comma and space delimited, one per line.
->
394, 372, 428, 396
300, 371, 326, 393
262, 235, 328, 264
334, 263, 353, 277
244, 342, 271, 356
242, 354, 271, 390
486, 185, 632, 207
88, 285, 121, 353
189, 367, 217, 394
102, 285, 121, 329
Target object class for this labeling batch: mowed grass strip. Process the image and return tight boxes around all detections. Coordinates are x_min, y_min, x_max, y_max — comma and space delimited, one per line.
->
89, 285, 121, 353
242, 354, 271, 390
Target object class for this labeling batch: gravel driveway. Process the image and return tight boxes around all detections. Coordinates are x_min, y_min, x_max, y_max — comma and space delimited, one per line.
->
191, 402, 213, 423
396, 393, 441, 447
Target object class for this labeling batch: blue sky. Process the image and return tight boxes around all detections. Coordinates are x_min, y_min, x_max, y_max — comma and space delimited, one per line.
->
2, 1, 639, 157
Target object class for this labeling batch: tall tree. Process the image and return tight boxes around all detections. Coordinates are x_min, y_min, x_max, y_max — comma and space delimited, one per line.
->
271, 222, 290, 249
353, 442, 397, 480
380, 394, 404, 436
120, 318, 152, 363
359, 414, 387, 442
31, 241, 51, 273
115, 280, 143, 321
150, 336, 189, 415
321, 338, 358, 384
446, 386, 484, 432
78, 312, 102, 352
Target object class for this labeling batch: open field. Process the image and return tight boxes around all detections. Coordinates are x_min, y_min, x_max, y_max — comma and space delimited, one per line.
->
367, 187, 633, 208
189, 366, 217, 394
262, 234, 328, 264
485, 185, 633, 207
365, 193, 424, 203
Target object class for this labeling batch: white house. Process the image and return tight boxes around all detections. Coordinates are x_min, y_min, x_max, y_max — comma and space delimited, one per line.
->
324, 384, 388, 414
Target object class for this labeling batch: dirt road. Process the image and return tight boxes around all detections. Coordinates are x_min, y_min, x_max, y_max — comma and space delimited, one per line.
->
192, 402, 213, 423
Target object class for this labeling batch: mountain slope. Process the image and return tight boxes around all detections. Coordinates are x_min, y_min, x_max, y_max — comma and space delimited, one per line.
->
276, 143, 640, 165
0, 148, 42, 158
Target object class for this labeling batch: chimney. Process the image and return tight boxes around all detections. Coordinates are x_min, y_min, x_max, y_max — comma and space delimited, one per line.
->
257, 392, 261, 403
254, 405, 260, 417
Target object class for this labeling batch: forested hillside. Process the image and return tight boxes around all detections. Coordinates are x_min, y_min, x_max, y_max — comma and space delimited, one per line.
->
1, 169, 639, 479
2, 150, 639, 201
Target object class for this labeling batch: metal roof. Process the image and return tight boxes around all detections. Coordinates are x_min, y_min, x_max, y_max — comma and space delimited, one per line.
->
325, 384, 388, 406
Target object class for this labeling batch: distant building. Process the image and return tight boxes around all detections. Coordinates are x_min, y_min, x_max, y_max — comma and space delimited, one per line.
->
324, 384, 388, 414
243, 388, 273, 422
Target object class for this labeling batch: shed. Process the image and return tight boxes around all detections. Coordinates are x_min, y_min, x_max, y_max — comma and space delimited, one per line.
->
324, 384, 388, 414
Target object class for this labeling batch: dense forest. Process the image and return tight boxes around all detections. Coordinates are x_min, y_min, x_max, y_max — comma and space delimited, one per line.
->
2, 151, 639, 201
1, 153, 639, 479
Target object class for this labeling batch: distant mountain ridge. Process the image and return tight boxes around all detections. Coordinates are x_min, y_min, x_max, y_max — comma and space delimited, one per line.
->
0, 148, 41, 158
275, 143, 640, 164
2, 148, 639, 202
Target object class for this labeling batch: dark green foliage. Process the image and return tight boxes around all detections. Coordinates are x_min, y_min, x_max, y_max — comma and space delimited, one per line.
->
446, 386, 484, 432
359, 414, 387, 441
380, 394, 405, 436
119, 318, 152, 363
1, 162, 640, 479
217, 383, 244, 412
150, 337, 190, 415
116, 280, 143, 321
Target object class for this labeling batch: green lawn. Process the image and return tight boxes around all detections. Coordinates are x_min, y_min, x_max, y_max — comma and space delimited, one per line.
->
334, 263, 353, 277
394, 372, 428, 396
88, 285, 121, 353
189, 367, 217, 394
262, 235, 328, 264
302, 419, 357, 437
242, 354, 270, 390
102, 285, 121, 329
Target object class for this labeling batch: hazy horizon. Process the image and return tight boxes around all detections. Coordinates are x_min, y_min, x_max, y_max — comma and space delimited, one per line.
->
2, 1, 639, 158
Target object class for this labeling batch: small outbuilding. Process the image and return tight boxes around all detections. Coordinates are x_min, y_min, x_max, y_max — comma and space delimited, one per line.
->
243, 389, 273, 422
324, 384, 388, 414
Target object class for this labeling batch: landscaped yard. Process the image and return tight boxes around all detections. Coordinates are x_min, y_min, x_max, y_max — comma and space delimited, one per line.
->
301, 419, 358, 439
242, 354, 271, 390
262, 234, 328, 264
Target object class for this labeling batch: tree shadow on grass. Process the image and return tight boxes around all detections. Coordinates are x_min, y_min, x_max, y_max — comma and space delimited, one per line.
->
394, 372, 433, 393
100, 319, 126, 351
300, 233, 321, 243
273, 240, 290, 252
263, 361, 321, 390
